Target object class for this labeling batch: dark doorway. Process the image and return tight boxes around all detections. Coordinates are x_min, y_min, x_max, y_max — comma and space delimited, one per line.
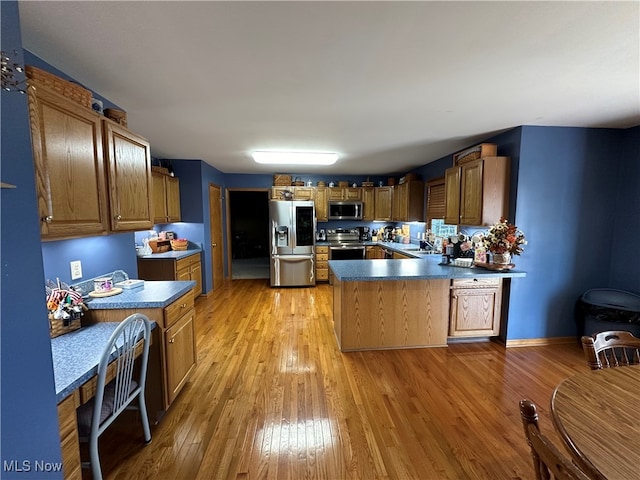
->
229, 190, 270, 279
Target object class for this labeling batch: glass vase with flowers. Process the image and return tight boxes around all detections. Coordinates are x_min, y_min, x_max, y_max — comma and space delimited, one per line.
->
483, 218, 526, 265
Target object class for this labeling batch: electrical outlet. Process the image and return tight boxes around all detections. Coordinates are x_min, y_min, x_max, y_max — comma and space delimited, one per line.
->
70, 260, 82, 280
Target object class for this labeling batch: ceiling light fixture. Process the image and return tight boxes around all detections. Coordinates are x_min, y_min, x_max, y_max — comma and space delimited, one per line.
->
252, 151, 338, 166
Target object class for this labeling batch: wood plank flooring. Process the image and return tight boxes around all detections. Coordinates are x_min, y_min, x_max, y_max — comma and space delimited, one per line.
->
90, 279, 587, 480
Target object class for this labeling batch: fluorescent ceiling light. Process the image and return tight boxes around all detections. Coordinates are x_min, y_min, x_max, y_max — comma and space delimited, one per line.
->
252, 151, 338, 165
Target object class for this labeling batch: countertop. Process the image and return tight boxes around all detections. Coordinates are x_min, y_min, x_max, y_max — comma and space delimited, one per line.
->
137, 248, 201, 260
85, 280, 195, 309
329, 254, 526, 281
51, 322, 156, 403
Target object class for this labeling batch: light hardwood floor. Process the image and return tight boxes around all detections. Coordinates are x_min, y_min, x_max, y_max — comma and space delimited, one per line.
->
90, 279, 586, 480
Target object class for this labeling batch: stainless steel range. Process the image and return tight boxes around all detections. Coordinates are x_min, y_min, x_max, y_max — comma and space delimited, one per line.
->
326, 228, 366, 260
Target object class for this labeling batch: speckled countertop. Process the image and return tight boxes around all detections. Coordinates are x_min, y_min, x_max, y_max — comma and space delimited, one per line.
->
329, 254, 526, 281
137, 248, 201, 260
85, 280, 194, 309
51, 322, 156, 403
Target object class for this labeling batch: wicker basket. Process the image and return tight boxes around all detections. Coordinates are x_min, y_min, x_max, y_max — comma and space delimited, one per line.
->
274, 174, 292, 186
25, 65, 92, 108
49, 313, 82, 338
453, 143, 497, 166
170, 239, 189, 251
104, 108, 128, 127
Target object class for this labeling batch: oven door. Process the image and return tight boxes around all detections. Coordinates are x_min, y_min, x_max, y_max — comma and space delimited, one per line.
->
329, 245, 366, 260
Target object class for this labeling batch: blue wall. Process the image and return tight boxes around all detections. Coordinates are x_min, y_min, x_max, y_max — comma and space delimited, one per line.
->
610, 126, 640, 292
1, 1, 63, 477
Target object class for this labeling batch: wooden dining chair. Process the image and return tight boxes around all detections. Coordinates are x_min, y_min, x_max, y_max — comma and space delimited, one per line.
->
519, 400, 591, 480
76, 314, 153, 480
581, 330, 640, 370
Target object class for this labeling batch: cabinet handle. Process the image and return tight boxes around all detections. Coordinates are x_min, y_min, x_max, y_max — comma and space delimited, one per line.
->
168, 338, 175, 344
115, 214, 122, 221
181, 303, 188, 308
42, 215, 53, 223
211, 243, 217, 247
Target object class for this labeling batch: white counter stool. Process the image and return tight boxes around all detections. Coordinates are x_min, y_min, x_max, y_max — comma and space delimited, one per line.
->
76, 314, 152, 480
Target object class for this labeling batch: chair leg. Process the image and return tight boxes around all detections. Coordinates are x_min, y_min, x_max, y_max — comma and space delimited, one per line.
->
89, 431, 102, 480
138, 394, 152, 444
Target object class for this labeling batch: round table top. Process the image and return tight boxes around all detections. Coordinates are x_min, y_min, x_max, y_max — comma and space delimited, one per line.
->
551, 364, 640, 479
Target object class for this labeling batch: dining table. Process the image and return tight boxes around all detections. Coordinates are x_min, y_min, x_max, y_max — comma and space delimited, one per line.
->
551, 364, 640, 479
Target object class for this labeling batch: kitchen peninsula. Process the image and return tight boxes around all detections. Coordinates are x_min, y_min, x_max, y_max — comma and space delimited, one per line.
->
330, 253, 525, 351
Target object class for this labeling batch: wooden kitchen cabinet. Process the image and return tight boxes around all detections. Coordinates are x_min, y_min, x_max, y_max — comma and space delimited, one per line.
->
362, 186, 375, 221
392, 181, 425, 222
103, 121, 154, 231
315, 246, 329, 282
152, 171, 181, 224
57, 391, 82, 480
85, 289, 197, 410
315, 187, 328, 221
366, 245, 384, 259
164, 301, 197, 405
27, 83, 109, 238
138, 252, 202, 298
327, 187, 362, 201
374, 186, 393, 221
444, 156, 510, 226
449, 278, 502, 337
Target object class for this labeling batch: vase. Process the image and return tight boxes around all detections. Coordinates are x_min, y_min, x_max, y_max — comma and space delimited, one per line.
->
492, 252, 512, 265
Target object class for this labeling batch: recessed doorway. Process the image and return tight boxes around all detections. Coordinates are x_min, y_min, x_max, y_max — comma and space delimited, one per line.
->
228, 190, 270, 280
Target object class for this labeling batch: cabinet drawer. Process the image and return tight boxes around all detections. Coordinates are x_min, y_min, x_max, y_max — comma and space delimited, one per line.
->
451, 278, 501, 288
164, 290, 195, 327
316, 260, 328, 269
176, 253, 198, 271
316, 246, 329, 254
316, 253, 329, 262
317, 269, 329, 280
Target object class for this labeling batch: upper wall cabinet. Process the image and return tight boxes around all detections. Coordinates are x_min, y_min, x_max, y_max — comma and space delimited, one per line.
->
103, 121, 153, 231
374, 186, 393, 221
152, 171, 181, 224
392, 181, 425, 222
445, 156, 510, 226
27, 84, 109, 238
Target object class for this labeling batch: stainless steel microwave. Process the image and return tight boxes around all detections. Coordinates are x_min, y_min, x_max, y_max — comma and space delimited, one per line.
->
328, 201, 363, 220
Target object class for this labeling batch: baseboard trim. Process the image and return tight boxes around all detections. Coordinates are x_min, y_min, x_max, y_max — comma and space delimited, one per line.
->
506, 337, 576, 348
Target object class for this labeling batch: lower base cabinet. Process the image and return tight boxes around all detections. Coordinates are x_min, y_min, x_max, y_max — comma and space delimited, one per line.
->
58, 391, 82, 480
449, 278, 502, 337
137, 252, 202, 297
85, 289, 197, 411
316, 246, 329, 282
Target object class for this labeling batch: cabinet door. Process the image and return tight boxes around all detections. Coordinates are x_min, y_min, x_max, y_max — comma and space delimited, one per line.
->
444, 167, 461, 225
327, 188, 344, 201
151, 172, 168, 223
344, 187, 362, 200
374, 187, 393, 221
27, 84, 108, 238
392, 184, 407, 221
103, 121, 153, 231
293, 187, 314, 200
190, 258, 202, 297
315, 187, 327, 221
164, 309, 197, 404
449, 287, 501, 337
362, 187, 375, 221
165, 176, 181, 222
459, 159, 483, 226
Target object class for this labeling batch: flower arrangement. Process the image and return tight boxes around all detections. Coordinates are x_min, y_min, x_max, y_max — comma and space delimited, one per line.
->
483, 218, 526, 256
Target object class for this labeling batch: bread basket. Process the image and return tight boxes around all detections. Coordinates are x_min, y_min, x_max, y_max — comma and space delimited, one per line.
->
170, 238, 189, 251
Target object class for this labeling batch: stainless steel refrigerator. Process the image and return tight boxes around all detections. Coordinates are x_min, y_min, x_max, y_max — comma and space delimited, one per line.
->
269, 200, 316, 287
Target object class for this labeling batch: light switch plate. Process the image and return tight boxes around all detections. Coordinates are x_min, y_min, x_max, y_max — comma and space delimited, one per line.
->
70, 260, 82, 280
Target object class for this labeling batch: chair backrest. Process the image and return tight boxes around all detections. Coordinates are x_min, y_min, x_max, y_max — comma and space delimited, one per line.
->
581, 330, 640, 370
519, 400, 591, 480
92, 314, 151, 435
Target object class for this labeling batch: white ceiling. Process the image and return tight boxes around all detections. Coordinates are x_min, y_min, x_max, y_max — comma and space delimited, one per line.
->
18, 1, 640, 175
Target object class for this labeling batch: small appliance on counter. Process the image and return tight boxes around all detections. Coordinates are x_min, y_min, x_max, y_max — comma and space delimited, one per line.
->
358, 226, 371, 242
316, 228, 326, 241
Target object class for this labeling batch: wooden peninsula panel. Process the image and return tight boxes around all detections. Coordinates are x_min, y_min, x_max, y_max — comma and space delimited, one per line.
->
333, 278, 449, 351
